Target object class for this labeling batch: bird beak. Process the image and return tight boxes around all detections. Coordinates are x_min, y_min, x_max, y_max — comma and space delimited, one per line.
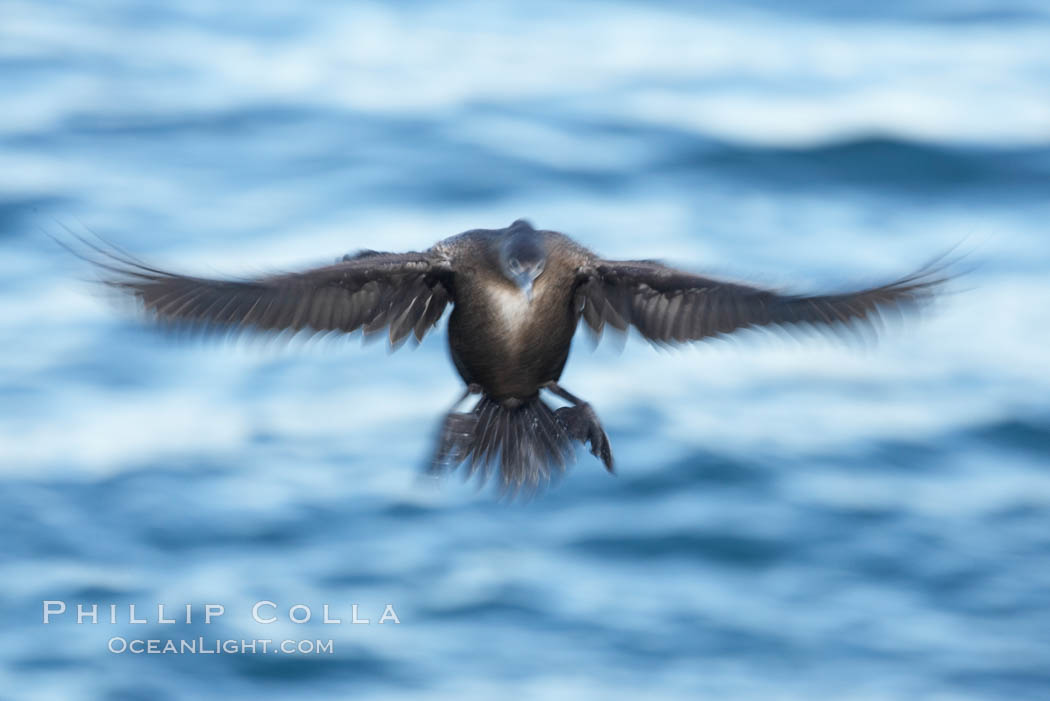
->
521, 278, 534, 303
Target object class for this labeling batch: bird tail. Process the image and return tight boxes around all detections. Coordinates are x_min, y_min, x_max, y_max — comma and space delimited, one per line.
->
428, 394, 599, 496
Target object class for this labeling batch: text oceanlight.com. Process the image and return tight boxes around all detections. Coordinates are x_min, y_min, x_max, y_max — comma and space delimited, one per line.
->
108, 638, 335, 655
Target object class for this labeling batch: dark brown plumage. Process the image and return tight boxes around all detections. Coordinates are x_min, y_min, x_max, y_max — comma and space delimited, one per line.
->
68, 219, 950, 495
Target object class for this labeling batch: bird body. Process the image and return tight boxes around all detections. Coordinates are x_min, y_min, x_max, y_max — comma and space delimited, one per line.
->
71, 219, 949, 495
441, 227, 582, 400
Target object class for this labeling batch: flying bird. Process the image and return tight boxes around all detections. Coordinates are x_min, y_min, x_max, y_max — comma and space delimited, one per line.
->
72, 220, 948, 495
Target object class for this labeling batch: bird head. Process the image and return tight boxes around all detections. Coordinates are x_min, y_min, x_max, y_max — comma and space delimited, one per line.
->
499, 219, 547, 301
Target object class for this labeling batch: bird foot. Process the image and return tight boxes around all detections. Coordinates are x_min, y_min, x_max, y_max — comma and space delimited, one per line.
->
430, 411, 477, 471
554, 403, 614, 472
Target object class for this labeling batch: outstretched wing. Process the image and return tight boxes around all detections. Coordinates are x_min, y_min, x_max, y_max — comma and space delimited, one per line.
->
75, 239, 453, 346
574, 258, 949, 344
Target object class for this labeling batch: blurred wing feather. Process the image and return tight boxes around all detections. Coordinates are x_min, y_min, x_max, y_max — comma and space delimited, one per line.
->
78, 240, 453, 345
575, 259, 948, 344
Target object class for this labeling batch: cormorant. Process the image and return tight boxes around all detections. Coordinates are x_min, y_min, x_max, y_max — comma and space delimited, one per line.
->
73, 219, 948, 495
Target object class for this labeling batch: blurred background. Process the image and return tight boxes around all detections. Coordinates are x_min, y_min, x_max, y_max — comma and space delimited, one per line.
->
1, 1, 1049, 699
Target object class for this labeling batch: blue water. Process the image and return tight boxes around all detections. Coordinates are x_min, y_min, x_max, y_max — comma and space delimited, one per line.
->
2, 1, 1050, 699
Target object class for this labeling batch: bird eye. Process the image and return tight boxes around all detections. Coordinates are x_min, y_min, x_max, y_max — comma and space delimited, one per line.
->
508, 258, 521, 273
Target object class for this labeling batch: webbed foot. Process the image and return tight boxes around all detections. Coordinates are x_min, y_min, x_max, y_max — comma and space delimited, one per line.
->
429, 411, 477, 473
554, 403, 613, 472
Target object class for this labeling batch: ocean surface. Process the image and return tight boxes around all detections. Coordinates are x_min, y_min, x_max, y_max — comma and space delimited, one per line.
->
2, 1, 1049, 699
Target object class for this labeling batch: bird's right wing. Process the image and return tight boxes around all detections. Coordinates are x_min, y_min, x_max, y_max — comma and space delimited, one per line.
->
72, 239, 454, 346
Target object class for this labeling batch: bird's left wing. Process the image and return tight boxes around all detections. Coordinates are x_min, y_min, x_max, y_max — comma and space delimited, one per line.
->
76, 240, 453, 346
574, 258, 948, 344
